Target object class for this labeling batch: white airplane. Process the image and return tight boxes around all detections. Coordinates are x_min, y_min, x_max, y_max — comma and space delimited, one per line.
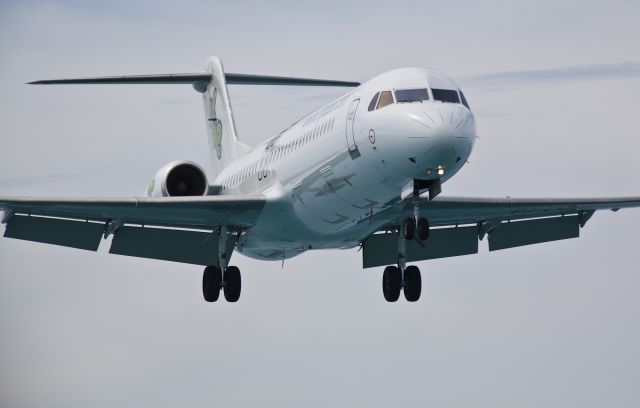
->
1, 56, 639, 303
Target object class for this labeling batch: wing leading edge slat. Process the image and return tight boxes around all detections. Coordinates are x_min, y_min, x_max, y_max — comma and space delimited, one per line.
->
417, 195, 640, 227
0, 195, 265, 229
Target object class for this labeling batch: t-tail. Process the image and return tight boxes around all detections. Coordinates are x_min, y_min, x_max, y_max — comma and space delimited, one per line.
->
28, 56, 360, 178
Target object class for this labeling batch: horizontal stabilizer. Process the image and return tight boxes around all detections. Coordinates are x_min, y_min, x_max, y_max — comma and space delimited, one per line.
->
28, 73, 212, 85
28, 73, 360, 87
225, 73, 360, 87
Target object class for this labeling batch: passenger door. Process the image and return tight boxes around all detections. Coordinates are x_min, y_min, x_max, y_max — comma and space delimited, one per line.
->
345, 99, 360, 158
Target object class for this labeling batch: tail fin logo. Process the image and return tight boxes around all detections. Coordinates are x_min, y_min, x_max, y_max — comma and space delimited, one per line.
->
214, 121, 223, 159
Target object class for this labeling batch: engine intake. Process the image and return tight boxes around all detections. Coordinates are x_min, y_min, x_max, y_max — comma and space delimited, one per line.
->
165, 163, 207, 196
148, 161, 208, 197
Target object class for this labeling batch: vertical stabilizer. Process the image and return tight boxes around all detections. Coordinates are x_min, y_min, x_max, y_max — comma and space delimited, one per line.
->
198, 57, 249, 177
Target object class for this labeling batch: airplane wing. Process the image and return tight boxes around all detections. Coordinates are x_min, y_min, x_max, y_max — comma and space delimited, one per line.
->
362, 196, 640, 268
415, 196, 640, 227
0, 195, 265, 266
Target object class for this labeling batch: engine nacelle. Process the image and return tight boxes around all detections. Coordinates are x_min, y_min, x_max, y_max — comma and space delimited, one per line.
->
146, 161, 208, 197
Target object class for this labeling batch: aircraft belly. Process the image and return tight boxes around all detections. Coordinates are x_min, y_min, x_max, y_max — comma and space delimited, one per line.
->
238, 213, 361, 262
238, 211, 387, 262
293, 176, 356, 231
289, 153, 393, 234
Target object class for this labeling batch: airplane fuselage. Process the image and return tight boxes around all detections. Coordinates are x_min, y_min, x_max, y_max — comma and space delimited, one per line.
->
215, 68, 477, 260
5, 56, 638, 304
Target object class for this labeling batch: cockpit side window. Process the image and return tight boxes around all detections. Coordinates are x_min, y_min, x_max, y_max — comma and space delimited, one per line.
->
460, 91, 471, 110
368, 92, 380, 111
376, 90, 394, 109
395, 89, 430, 103
432, 88, 460, 104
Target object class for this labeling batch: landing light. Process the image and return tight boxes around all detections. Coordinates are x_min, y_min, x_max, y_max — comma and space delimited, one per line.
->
426, 168, 433, 176
437, 165, 445, 176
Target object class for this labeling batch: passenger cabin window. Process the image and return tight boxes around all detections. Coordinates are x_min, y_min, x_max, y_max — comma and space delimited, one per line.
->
395, 89, 429, 103
460, 91, 471, 110
376, 90, 394, 109
368, 92, 380, 111
432, 88, 460, 104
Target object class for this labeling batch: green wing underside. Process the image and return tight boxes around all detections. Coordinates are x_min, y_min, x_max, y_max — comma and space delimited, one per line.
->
362, 196, 640, 269
402, 196, 640, 227
2, 194, 639, 267
0, 195, 265, 266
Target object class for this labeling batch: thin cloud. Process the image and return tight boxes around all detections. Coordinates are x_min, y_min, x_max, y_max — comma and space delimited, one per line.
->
465, 62, 640, 88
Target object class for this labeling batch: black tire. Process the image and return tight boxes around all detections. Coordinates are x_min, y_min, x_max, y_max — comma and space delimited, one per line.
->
417, 217, 430, 241
404, 265, 422, 302
403, 217, 416, 241
223, 266, 241, 302
203, 266, 222, 302
382, 265, 402, 302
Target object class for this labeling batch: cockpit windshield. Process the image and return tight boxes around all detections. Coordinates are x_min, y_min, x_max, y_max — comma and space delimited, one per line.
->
395, 88, 430, 103
376, 90, 394, 109
460, 92, 471, 110
431, 88, 460, 104
368, 87, 469, 111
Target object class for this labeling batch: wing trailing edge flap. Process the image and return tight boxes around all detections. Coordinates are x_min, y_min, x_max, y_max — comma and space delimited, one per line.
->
109, 226, 235, 266
363, 226, 479, 269
3, 215, 236, 266
487, 215, 580, 251
363, 215, 582, 268
1, 194, 265, 265
4, 214, 104, 251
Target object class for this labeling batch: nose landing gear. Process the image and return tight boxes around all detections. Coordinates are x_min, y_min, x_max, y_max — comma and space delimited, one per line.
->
402, 216, 430, 241
417, 217, 430, 241
384, 212, 427, 302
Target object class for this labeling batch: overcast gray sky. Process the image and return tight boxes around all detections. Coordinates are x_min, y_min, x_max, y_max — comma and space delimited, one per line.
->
1, 1, 640, 407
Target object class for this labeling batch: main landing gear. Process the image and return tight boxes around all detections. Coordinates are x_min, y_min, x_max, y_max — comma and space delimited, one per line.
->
382, 214, 427, 302
203, 265, 241, 302
382, 264, 421, 302
202, 225, 241, 303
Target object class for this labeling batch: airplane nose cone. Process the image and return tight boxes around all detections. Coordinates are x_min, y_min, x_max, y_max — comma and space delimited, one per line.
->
405, 105, 476, 175
410, 104, 474, 138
